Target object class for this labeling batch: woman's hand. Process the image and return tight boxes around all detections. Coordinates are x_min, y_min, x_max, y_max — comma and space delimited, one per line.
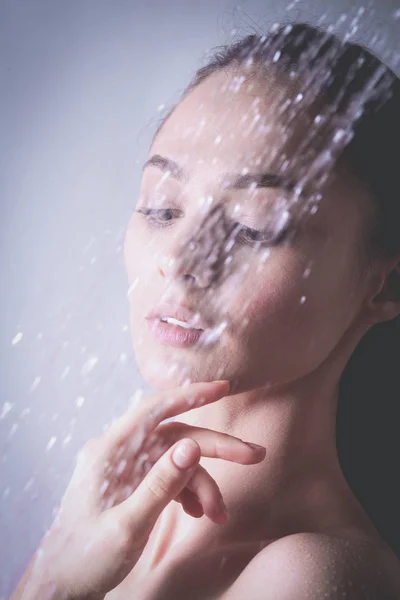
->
19, 380, 266, 600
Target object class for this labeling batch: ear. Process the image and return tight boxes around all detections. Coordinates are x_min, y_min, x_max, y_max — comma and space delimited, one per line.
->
363, 259, 400, 325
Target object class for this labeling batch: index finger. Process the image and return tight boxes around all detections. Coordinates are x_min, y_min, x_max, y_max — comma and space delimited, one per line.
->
104, 380, 230, 447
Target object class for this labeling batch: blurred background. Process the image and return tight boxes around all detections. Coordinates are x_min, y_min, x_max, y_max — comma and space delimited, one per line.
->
1, 0, 399, 596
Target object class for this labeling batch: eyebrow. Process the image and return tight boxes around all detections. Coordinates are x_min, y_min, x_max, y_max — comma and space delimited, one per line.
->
142, 154, 295, 192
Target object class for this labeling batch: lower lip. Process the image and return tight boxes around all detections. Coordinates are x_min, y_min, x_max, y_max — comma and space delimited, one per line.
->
146, 318, 205, 348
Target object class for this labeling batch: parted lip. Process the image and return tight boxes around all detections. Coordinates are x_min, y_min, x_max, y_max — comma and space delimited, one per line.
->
146, 303, 210, 330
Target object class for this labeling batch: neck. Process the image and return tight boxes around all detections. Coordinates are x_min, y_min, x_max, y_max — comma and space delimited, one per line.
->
173, 319, 377, 547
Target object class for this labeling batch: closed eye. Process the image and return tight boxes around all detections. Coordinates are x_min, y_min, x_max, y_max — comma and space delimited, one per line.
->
133, 208, 291, 247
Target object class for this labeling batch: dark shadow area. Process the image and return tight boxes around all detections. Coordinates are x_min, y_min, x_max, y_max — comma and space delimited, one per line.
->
337, 314, 400, 558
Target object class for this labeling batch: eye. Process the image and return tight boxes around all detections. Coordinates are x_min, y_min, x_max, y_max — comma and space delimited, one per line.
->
234, 224, 291, 247
134, 208, 291, 247
134, 208, 179, 226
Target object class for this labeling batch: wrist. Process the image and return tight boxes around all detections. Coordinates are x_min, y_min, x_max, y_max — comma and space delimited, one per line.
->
11, 548, 68, 600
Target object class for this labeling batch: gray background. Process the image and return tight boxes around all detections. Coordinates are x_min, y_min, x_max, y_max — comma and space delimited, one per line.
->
1, 0, 399, 597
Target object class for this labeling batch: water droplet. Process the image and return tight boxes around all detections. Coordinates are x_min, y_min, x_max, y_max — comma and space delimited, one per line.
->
167, 363, 177, 377
9, 423, 18, 437
127, 278, 139, 297
62, 434, 72, 446
333, 129, 346, 143
131, 388, 145, 407
23, 477, 34, 492
261, 249, 271, 263
116, 459, 127, 475
100, 479, 110, 495
241, 317, 250, 329
12, 332, 23, 345
0, 402, 13, 419
30, 376, 41, 392
81, 356, 98, 376
203, 321, 228, 346
61, 366, 70, 380
273, 51, 281, 63
295, 93, 304, 104
46, 437, 57, 451
300, 296, 307, 305
76, 396, 85, 408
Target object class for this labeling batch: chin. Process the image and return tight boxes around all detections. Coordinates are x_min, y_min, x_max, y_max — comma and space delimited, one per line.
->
133, 353, 185, 391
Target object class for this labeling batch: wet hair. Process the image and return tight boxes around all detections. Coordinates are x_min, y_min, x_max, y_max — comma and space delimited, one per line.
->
152, 22, 400, 557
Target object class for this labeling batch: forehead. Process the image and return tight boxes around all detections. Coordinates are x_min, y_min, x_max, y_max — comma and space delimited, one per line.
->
150, 68, 312, 176
146, 68, 374, 238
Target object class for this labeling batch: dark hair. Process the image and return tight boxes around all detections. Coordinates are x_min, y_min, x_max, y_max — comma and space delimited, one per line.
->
152, 22, 400, 557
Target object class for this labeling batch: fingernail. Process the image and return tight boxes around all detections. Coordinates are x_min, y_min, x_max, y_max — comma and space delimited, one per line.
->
244, 442, 265, 452
212, 380, 230, 393
172, 440, 199, 469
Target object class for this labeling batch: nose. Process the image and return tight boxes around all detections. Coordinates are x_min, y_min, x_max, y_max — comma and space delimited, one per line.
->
157, 204, 237, 289
158, 245, 210, 289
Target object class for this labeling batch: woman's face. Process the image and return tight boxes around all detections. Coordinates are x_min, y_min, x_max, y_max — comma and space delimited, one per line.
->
124, 68, 374, 393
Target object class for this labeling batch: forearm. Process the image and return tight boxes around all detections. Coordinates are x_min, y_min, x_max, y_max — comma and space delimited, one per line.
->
10, 551, 105, 600
10, 551, 67, 600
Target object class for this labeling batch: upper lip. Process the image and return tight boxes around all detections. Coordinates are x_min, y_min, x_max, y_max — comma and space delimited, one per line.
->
146, 303, 210, 330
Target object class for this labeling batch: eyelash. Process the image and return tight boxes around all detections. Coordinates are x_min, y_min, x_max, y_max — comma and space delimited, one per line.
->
133, 208, 290, 247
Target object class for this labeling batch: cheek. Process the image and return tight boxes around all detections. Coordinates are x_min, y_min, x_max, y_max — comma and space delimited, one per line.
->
231, 258, 310, 338
124, 222, 154, 283
220, 248, 306, 318
222, 252, 358, 380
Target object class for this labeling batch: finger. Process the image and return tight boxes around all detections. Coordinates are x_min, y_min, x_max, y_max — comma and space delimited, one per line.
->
177, 488, 204, 518
105, 380, 230, 447
111, 438, 202, 540
163, 422, 266, 465
184, 464, 228, 524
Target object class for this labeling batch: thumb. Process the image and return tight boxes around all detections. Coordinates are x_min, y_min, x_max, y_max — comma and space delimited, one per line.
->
113, 439, 200, 539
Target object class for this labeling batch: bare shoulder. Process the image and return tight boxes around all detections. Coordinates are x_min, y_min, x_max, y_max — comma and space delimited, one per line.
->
222, 532, 400, 600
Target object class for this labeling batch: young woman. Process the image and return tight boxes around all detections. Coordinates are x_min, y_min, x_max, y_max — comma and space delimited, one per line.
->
12, 22, 400, 600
